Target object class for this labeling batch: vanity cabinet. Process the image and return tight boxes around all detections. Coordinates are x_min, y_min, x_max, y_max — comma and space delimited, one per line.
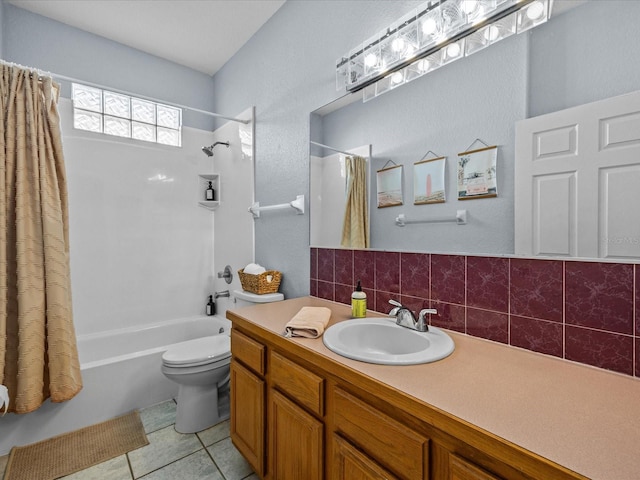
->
230, 330, 266, 476
229, 313, 585, 480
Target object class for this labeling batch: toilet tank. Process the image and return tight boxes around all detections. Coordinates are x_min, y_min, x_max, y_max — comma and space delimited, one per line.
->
232, 289, 284, 308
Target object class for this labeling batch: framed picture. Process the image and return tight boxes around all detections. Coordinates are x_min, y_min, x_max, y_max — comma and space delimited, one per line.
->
376, 164, 403, 208
414, 156, 446, 205
457, 145, 497, 200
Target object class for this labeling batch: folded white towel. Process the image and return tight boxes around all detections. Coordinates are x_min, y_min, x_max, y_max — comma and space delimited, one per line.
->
284, 307, 332, 339
0, 385, 8, 416
244, 263, 266, 275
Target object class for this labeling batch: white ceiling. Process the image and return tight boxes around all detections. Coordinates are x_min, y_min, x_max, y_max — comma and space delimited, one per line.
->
6, 0, 286, 76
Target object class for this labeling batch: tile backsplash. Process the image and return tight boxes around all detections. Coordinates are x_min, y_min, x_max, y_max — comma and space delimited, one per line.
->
310, 248, 639, 378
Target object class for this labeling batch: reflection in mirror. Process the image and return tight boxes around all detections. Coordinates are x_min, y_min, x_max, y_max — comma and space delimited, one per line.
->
309, 1, 640, 260
310, 143, 370, 248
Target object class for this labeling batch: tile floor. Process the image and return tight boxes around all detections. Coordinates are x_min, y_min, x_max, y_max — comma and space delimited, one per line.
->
0, 399, 257, 480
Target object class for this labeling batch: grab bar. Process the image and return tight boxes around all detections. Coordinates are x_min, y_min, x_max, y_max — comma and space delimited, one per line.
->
395, 210, 467, 227
249, 195, 305, 219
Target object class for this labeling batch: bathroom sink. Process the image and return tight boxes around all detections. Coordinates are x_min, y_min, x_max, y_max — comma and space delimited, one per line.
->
322, 318, 454, 365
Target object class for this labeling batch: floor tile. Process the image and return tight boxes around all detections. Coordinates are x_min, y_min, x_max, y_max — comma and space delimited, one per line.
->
242, 474, 259, 480
139, 400, 177, 434
207, 438, 253, 480
197, 419, 230, 447
61, 455, 132, 480
128, 425, 202, 478
138, 450, 223, 480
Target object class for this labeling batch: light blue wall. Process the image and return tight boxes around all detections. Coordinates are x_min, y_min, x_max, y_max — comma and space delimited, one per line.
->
528, 0, 640, 117
0, 1, 5, 58
2, 2, 215, 129
212, 0, 640, 299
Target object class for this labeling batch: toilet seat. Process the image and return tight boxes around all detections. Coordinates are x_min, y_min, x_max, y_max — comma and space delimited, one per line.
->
162, 335, 230, 368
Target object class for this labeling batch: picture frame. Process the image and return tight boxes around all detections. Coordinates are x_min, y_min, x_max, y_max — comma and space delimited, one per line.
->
457, 145, 497, 200
414, 156, 446, 205
376, 164, 403, 208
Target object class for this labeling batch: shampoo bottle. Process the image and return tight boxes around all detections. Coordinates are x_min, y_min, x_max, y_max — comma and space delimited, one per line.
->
205, 181, 215, 201
351, 280, 367, 318
206, 295, 216, 316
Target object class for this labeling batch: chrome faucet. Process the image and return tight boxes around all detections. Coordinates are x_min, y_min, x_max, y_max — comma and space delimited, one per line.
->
388, 299, 436, 333
214, 290, 230, 299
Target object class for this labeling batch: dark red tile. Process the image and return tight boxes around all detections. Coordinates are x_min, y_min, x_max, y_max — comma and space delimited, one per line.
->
565, 261, 633, 335
353, 249, 375, 290
335, 249, 354, 286
466, 256, 509, 313
310, 248, 318, 280
565, 326, 633, 376
636, 338, 640, 378
430, 301, 465, 334
636, 266, 640, 336
510, 258, 563, 323
375, 251, 400, 293
400, 252, 430, 298
317, 280, 334, 302
317, 248, 335, 283
467, 308, 509, 344
310, 279, 318, 297
335, 283, 353, 306
375, 290, 398, 314
510, 315, 563, 358
431, 254, 466, 305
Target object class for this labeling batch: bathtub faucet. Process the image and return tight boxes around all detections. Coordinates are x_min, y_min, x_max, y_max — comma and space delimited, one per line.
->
214, 290, 230, 299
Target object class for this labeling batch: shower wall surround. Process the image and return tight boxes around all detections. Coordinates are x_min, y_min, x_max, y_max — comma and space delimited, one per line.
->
311, 247, 640, 378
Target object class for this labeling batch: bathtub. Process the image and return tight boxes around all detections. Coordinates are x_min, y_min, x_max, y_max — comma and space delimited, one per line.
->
0, 315, 230, 456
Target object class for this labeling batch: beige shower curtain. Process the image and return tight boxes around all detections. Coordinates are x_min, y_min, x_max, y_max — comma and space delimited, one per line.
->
0, 64, 82, 413
341, 155, 369, 249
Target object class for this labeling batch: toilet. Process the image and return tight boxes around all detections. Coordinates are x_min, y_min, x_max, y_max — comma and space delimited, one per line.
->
161, 289, 283, 433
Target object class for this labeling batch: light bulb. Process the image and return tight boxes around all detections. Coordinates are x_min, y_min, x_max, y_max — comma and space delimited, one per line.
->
391, 72, 404, 84
392, 37, 406, 52
417, 59, 430, 72
364, 53, 378, 68
526, 1, 545, 20
446, 43, 461, 58
422, 17, 438, 36
461, 0, 479, 15
484, 25, 500, 42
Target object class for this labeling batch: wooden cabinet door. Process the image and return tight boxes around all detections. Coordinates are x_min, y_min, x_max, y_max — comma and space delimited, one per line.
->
269, 389, 323, 480
450, 455, 502, 480
333, 434, 400, 480
230, 360, 265, 477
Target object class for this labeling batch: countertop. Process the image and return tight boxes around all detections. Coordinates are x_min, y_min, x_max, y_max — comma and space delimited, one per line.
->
227, 296, 640, 480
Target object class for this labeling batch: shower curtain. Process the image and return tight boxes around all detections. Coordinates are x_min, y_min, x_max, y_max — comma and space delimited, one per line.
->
341, 155, 369, 249
0, 64, 82, 413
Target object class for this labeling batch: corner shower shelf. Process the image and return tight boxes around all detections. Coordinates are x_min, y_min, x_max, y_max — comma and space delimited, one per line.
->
198, 174, 220, 211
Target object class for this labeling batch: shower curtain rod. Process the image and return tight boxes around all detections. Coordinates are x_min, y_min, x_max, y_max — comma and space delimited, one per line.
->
310, 141, 364, 158
0, 58, 250, 125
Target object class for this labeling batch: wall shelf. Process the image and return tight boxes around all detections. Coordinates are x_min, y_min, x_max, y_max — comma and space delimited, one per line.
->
198, 174, 220, 210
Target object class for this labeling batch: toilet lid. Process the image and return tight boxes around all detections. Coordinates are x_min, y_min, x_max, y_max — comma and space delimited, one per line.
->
162, 335, 231, 366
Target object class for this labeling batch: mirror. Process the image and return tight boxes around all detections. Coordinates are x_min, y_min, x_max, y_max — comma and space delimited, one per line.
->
309, 1, 640, 258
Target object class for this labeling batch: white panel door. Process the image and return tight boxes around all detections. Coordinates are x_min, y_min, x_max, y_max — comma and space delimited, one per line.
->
515, 91, 640, 259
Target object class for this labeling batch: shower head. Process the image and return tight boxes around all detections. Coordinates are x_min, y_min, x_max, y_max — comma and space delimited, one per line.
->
202, 141, 230, 157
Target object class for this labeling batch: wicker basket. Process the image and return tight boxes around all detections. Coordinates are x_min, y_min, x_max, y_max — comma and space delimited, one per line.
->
238, 269, 282, 294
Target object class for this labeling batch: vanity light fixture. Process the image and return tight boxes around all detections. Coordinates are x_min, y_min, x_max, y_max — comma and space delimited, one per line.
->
336, 0, 552, 102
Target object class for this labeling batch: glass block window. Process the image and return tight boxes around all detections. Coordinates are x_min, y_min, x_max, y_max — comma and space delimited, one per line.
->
72, 83, 182, 147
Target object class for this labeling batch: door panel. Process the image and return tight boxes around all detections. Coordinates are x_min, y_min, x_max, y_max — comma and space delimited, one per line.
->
516, 90, 640, 259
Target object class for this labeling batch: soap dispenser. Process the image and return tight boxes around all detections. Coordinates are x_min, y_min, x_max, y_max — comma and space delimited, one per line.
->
206, 295, 216, 316
351, 280, 367, 318
205, 181, 215, 201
